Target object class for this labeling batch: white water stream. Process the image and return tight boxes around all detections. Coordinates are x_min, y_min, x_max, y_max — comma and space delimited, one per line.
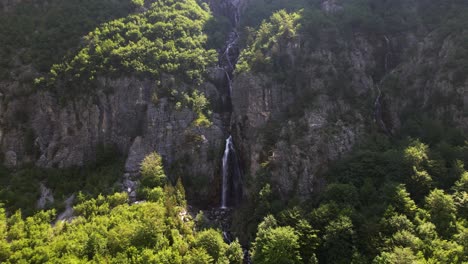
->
218, 0, 242, 209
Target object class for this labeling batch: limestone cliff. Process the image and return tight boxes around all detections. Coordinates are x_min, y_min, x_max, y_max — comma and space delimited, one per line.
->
0, 0, 466, 207
230, 0, 468, 200
0, 73, 226, 204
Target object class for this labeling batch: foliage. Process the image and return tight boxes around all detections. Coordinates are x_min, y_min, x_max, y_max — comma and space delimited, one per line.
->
39, 0, 217, 97
425, 189, 457, 237
203, 15, 232, 50
194, 229, 228, 263
246, 126, 467, 263
183, 90, 213, 127
241, 0, 308, 29
0, 160, 235, 263
226, 239, 244, 264
252, 215, 302, 264
0, 0, 138, 80
322, 215, 356, 264
140, 152, 167, 189
0, 155, 123, 217
236, 10, 301, 75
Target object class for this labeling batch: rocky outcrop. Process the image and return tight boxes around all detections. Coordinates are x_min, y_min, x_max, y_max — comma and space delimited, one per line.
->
1, 0, 466, 207
230, 5, 467, 199
230, 29, 377, 198
37, 183, 54, 209
206, 0, 249, 24
0, 0, 23, 11
382, 33, 468, 132
231, 70, 365, 199
0, 75, 225, 205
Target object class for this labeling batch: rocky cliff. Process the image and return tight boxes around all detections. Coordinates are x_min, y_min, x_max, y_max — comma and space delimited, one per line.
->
0, 0, 23, 12
0, 0, 466, 207
0, 73, 226, 204
230, 0, 468, 200
0, 0, 240, 206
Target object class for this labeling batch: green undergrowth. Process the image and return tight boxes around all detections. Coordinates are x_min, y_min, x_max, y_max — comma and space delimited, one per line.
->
0, 0, 137, 80
0, 148, 124, 217
36, 0, 217, 100
233, 118, 468, 263
0, 151, 244, 263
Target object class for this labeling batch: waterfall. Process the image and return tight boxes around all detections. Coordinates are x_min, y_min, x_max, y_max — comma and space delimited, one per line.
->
222, 231, 232, 243
384, 35, 390, 72
374, 85, 391, 135
221, 135, 243, 208
217, 0, 242, 209
225, 71, 232, 96
373, 35, 392, 136
223, 31, 239, 71
211, 1, 251, 262
221, 136, 231, 208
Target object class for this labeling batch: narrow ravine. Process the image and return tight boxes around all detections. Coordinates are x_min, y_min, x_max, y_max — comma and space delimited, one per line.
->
374, 36, 393, 136
216, 0, 243, 210
206, 0, 251, 262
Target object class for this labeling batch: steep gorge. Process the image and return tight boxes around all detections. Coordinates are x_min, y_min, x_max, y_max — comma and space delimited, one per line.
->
0, 0, 467, 263
0, 0, 467, 222
229, 0, 468, 204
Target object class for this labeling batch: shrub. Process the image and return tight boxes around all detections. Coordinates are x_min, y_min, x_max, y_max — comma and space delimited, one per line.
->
140, 152, 167, 189
194, 229, 227, 263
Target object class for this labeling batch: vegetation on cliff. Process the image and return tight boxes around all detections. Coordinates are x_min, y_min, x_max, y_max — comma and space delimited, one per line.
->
0, 152, 243, 263
37, 0, 217, 96
0, 0, 137, 79
0, 0, 467, 263
230, 1, 468, 263
240, 126, 467, 263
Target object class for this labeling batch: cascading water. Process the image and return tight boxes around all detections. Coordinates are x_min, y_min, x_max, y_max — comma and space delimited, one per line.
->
374, 86, 391, 136
217, 0, 242, 209
221, 137, 231, 208
205, 0, 250, 261
221, 135, 243, 208
384, 35, 390, 72
374, 36, 392, 136
210, 1, 251, 262
223, 32, 239, 72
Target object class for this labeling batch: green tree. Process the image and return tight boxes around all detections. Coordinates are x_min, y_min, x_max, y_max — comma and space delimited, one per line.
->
404, 140, 433, 198
140, 152, 167, 189
0, 207, 10, 262
183, 248, 213, 264
453, 170, 468, 218
428, 239, 464, 263
252, 216, 302, 264
425, 189, 457, 237
194, 229, 227, 263
374, 247, 422, 264
324, 183, 359, 206
322, 215, 356, 264
295, 219, 319, 263
226, 239, 244, 264
392, 184, 418, 218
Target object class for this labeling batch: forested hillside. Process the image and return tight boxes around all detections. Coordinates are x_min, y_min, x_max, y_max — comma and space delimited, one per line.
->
0, 0, 466, 263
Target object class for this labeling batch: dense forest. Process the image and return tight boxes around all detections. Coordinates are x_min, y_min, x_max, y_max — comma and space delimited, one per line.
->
0, 0, 467, 263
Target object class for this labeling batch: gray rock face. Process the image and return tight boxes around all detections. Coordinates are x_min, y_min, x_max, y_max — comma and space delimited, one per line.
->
1, 0, 467, 207
0, 0, 22, 11
382, 33, 468, 132
206, 0, 249, 25
4, 150, 17, 167
231, 71, 364, 198
230, 34, 374, 198
37, 183, 54, 210
230, 25, 467, 199
56, 194, 75, 223
0, 76, 224, 205
321, 0, 343, 13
